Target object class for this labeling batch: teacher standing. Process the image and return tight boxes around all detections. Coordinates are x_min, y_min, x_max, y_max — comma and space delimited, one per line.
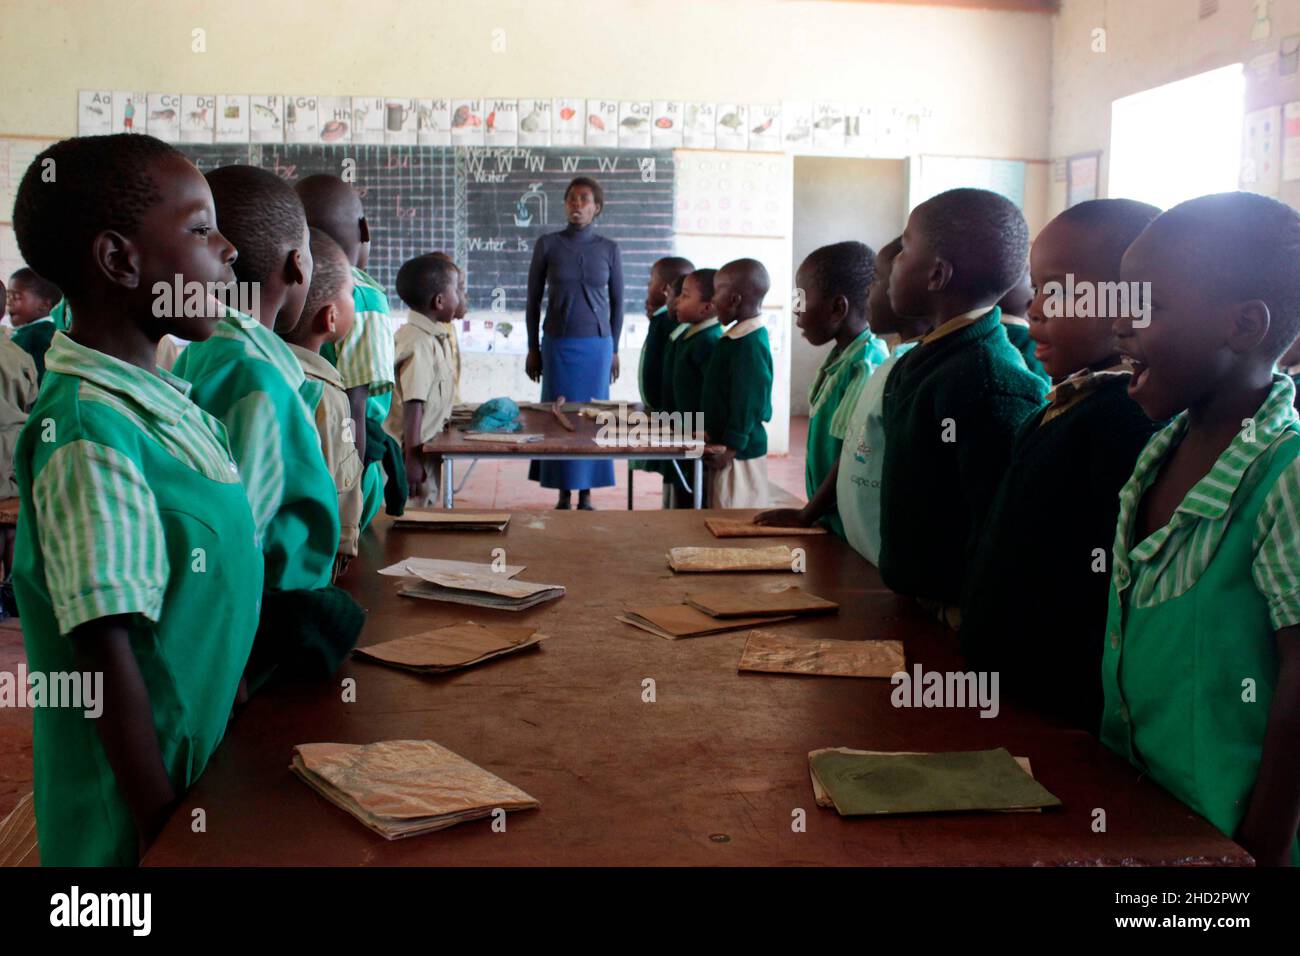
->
525, 176, 624, 510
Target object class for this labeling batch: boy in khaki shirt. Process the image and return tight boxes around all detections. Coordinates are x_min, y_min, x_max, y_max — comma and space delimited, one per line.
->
387, 254, 460, 507
280, 229, 365, 574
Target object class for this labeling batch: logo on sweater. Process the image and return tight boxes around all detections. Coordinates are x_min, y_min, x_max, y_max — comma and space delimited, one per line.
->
594, 405, 705, 458
889, 664, 1000, 719
1041, 274, 1151, 328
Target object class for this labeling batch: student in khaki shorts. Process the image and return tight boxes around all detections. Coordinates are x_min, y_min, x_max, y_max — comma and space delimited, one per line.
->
387, 254, 460, 508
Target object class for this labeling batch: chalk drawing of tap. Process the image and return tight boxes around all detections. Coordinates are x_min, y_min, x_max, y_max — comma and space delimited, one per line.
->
514, 182, 547, 227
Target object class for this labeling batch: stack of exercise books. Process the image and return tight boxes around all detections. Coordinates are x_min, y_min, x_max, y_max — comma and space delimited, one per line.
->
291, 740, 540, 839
380, 557, 564, 612
619, 585, 835, 640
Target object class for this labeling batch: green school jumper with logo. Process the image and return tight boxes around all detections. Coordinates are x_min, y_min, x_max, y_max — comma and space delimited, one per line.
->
1101, 378, 1300, 863
13, 333, 262, 866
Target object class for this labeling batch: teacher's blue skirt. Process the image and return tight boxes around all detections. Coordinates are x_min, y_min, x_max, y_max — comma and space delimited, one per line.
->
529, 335, 615, 490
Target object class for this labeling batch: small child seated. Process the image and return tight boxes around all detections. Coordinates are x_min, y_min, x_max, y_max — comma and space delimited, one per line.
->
879, 188, 1048, 623
959, 199, 1164, 730
1105, 191, 1300, 866
387, 253, 461, 507
5, 267, 61, 382
755, 241, 888, 535
280, 228, 364, 577
702, 258, 774, 509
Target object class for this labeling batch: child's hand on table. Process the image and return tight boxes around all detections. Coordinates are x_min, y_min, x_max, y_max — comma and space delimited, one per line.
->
754, 508, 811, 527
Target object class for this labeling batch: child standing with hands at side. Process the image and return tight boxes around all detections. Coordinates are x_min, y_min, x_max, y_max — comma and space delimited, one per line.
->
702, 258, 774, 509
387, 253, 460, 507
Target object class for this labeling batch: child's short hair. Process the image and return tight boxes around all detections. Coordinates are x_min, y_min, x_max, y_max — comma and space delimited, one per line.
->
655, 256, 695, 281
1055, 198, 1161, 274
686, 268, 718, 301
205, 165, 307, 286
1143, 192, 1300, 357
12, 133, 181, 297
803, 241, 876, 315
303, 228, 350, 320
7, 267, 61, 306
670, 273, 690, 296
395, 253, 459, 310
919, 187, 1029, 301
564, 176, 604, 210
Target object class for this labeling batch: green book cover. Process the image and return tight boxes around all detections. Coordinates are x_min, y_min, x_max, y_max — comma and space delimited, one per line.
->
811, 747, 1061, 815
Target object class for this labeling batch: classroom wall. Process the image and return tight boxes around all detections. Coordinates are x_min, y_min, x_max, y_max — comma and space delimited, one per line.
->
1049, 0, 1300, 215
0, 0, 1055, 457
790, 157, 908, 417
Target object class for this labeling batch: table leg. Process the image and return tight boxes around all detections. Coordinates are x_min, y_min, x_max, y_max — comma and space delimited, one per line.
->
627, 461, 634, 511
443, 458, 454, 509
693, 458, 704, 509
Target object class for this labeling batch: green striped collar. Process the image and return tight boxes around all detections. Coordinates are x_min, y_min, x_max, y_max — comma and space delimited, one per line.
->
45, 331, 194, 425
1121, 375, 1299, 573
351, 266, 385, 292
213, 309, 305, 388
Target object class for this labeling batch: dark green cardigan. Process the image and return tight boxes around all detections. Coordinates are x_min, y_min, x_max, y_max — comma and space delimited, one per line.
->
671, 323, 722, 416
1002, 320, 1050, 386
878, 308, 1047, 605
702, 325, 773, 460
959, 374, 1161, 731
639, 310, 675, 410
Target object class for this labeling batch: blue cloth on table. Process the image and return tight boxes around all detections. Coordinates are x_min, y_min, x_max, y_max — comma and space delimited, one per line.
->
472, 397, 522, 432
528, 335, 615, 490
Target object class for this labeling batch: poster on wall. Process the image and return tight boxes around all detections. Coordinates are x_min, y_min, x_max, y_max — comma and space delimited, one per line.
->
552, 98, 584, 146
781, 101, 813, 150
285, 95, 320, 143
450, 99, 485, 146
1241, 104, 1282, 196
651, 100, 684, 148
618, 101, 653, 149
250, 95, 284, 143
215, 95, 250, 144
146, 93, 182, 141
383, 98, 420, 145
352, 97, 387, 144
517, 99, 552, 147
748, 104, 782, 152
585, 100, 619, 148
112, 91, 149, 135
317, 96, 352, 144
417, 99, 451, 146
484, 99, 519, 147
1066, 151, 1101, 207
683, 102, 716, 149
180, 94, 216, 143
78, 90, 114, 136
811, 102, 846, 151
715, 103, 749, 151
1283, 101, 1300, 182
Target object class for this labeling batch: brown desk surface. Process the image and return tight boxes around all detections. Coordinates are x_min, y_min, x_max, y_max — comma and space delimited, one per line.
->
423, 406, 698, 457
144, 511, 1249, 866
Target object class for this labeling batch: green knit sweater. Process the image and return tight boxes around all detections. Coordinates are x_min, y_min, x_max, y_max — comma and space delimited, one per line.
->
672, 322, 722, 416
1002, 320, 1050, 386
878, 308, 1047, 605
703, 325, 773, 460
639, 310, 675, 410
959, 373, 1161, 730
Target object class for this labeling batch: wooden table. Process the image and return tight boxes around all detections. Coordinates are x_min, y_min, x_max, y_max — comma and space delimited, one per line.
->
143, 512, 1250, 866
423, 406, 706, 509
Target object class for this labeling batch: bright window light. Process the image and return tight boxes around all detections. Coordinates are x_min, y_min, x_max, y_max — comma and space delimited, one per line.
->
1109, 64, 1244, 209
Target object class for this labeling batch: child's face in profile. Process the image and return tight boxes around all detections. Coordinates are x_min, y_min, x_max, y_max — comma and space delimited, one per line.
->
1027, 219, 1121, 381
664, 283, 681, 321
711, 269, 741, 324
433, 276, 460, 321
889, 210, 938, 320
645, 266, 668, 318
793, 261, 840, 347
675, 275, 714, 324
138, 154, 237, 341
4, 279, 51, 326
1117, 225, 1227, 421
867, 250, 902, 336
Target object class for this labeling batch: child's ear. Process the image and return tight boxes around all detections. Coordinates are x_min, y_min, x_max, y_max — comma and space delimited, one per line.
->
1227, 299, 1271, 354
832, 292, 850, 322
286, 248, 308, 286
321, 302, 338, 336
359, 217, 371, 245
927, 257, 953, 293
93, 229, 141, 289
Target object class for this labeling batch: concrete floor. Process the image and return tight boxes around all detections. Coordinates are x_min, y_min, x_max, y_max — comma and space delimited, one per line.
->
0, 419, 812, 825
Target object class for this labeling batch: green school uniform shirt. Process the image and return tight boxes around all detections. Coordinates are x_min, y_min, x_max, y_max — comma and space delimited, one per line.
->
324, 267, 396, 422
173, 309, 339, 591
671, 318, 722, 415
1101, 375, 1300, 862
807, 328, 888, 537
836, 341, 917, 562
638, 306, 673, 410
12, 316, 57, 383
12, 332, 262, 866
49, 298, 72, 332
702, 318, 773, 460
1000, 316, 1048, 385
